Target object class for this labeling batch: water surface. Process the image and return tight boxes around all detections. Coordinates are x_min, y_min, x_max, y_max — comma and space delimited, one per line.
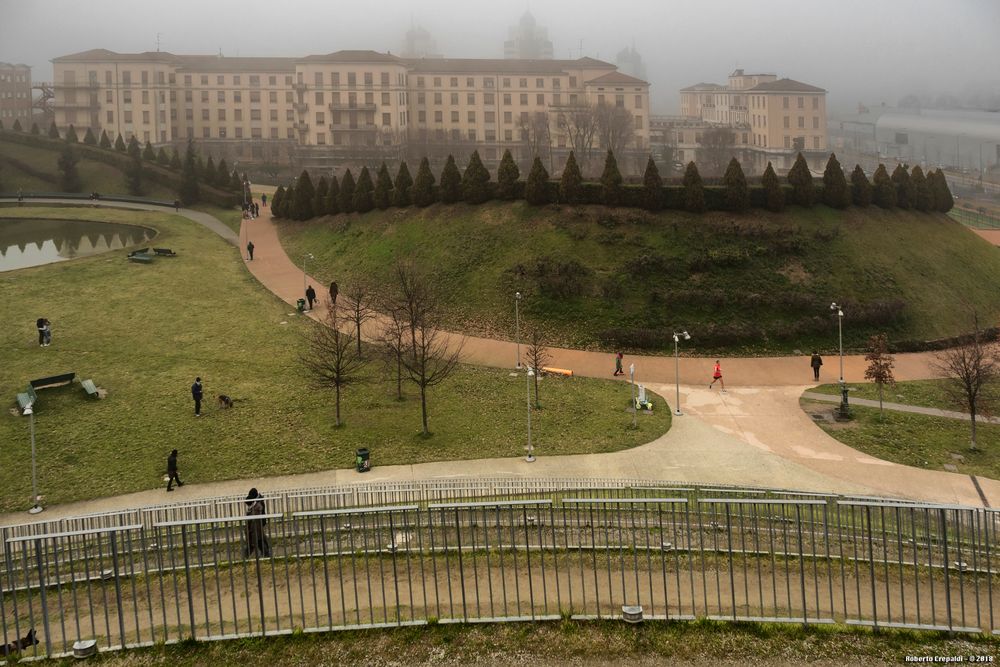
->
0, 218, 156, 272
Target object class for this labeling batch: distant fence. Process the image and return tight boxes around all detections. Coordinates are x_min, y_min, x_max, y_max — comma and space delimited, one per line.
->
0, 192, 175, 208
2, 478, 998, 660
950, 207, 1000, 230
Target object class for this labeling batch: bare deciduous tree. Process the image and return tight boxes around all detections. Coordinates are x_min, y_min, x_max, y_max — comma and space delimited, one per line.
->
559, 106, 599, 173
517, 111, 553, 171
343, 282, 377, 356
378, 302, 408, 401
524, 328, 551, 409
863, 333, 895, 420
594, 102, 635, 158
696, 127, 737, 177
935, 326, 1000, 450
300, 309, 368, 427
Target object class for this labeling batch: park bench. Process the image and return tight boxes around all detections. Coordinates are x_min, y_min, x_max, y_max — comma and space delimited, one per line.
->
153, 248, 177, 257
16, 385, 38, 413
30, 372, 75, 390
127, 252, 153, 263
81, 379, 100, 398
541, 366, 574, 377
127, 248, 149, 257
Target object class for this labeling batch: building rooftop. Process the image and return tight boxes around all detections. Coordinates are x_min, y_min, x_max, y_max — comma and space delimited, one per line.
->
748, 78, 826, 93
587, 71, 649, 86
404, 56, 615, 74
299, 50, 403, 64
52, 49, 298, 72
679, 82, 725, 92
0, 62, 31, 69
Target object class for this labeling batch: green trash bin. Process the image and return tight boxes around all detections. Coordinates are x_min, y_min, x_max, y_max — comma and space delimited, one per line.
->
296, 298, 306, 313
355, 448, 371, 473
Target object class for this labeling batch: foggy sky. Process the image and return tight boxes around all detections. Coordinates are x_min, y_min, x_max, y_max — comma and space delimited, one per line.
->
2, 0, 998, 115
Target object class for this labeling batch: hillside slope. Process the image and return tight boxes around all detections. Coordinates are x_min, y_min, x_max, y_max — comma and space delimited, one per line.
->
277, 202, 1000, 353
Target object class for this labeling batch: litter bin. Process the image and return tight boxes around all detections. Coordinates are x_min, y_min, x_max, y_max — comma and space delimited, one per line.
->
296, 298, 306, 313
355, 448, 371, 473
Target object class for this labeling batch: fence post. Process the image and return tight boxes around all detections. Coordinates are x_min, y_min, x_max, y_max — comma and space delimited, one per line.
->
109, 532, 127, 647
32, 538, 52, 658
180, 525, 197, 639
941, 509, 953, 632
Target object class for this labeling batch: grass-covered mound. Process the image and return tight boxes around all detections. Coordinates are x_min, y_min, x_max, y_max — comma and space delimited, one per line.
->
0, 207, 668, 512
277, 201, 1000, 354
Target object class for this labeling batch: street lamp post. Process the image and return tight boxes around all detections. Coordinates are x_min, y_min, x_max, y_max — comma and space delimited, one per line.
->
515, 291, 522, 369
524, 368, 535, 462
629, 363, 637, 428
23, 404, 42, 514
830, 302, 849, 418
672, 331, 690, 416
302, 253, 314, 295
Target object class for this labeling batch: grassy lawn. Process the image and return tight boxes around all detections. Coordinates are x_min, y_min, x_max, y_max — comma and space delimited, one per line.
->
28, 619, 999, 666
276, 201, 1000, 354
801, 399, 999, 479
0, 207, 668, 512
811, 379, 956, 411
193, 204, 243, 234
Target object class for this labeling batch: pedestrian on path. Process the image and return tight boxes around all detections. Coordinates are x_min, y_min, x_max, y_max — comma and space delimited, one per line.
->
244, 488, 271, 558
173, 199, 180, 212
166, 449, 184, 491
328, 281, 338, 306
305, 285, 317, 310
35, 317, 50, 347
709, 360, 726, 391
614, 351, 624, 376
191, 377, 203, 416
261, 194, 267, 207
253, 202, 259, 217
810, 351, 823, 381
246, 240, 254, 261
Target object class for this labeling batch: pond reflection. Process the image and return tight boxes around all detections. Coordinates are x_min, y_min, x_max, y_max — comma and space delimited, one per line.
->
0, 218, 157, 271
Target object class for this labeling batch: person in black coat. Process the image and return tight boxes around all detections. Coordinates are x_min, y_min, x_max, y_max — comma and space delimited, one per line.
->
305, 285, 317, 310
244, 488, 271, 557
191, 377, 203, 416
166, 449, 184, 491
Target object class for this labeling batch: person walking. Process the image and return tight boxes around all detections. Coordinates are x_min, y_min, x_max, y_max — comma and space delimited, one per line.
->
35, 318, 48, 347
42, 319, 51, 346
305, 285, 317, 310
244, 488, 271, 558
261, 194, 267, 207
613, 351, 624, 376
709, 360, 726, 391
166, 449, 184, 491
810, 351, 824, 381
246, 240, 254, 261
328, 281, 338, 307
191, 377, 203, 417
253, 202, 259, 217
173, 199, 180, 212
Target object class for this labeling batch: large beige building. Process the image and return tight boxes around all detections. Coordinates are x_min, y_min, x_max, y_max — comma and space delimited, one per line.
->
0, 62, 33, 127
677, 69, 828, 171
51, 49, 650, 173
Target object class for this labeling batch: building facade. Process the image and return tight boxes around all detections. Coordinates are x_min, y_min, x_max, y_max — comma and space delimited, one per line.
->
676, 69, 828, 172
0, 63, 32, 127
51, 49, 650, 174
503, 12, 554, 60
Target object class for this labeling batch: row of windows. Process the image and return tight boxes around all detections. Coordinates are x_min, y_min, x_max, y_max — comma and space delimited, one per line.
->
415, 75, 574, 89
94, 71, 290, 87
781, 115, 822, 130
106, 108, 301, 124
0, 91, 30, 99
0, 109, 30, 118
0, 74, 29, 83
749, 94, 821, 110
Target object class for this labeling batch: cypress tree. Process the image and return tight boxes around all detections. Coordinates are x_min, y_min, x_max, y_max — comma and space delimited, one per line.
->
352, 166, 374, 213
497, 149, 520, 200
641, 155, 663, 211
278, 185, 294, 219
178, 140, 201, 205
786, 153, 815, 207
195, 156, 206, 181
114, 133, 127, 152
48, 122, 60, 139
0, 119, 3, 130
930, 169, 954, 212
169, 149, 181, 170
126, 135, 141, 158
293, 170, 316, 220
204, 156, 217, 187
683, 162, 706, 213
142, 140, 156, 161
231, 169, 244, 192
910, 165, 932, 212
14, 119, 24, 132
374, 162, 393, 209
559, 150, 583, 204
57, 145, 82, 192
325, 175, 340, 215
411, 157, 436, 207
99, 130, 112, 149
891, 164, 914, 210
313, 176, 329, 216
339, 169, 356, 213
822, 153, 850, 209
65, 125, 78, 143
124, 148, 143, 195
156, 147, 170, 166
461, 150, 491, 204
849, 165, 872, 207
83, 127, 97, 145
872, 164, 896, 209
439, 155, 462, 204
722, 157, 749, 213
600, 149, 623, 206
271, 185, 285, 217
216, 159, 231, 189
761, 162, 785, 212
392, 161, 413, 207
524, 156, 551, 205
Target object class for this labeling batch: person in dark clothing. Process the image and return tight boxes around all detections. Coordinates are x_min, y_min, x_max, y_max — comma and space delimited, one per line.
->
329, 281, 338, 307
614, 351, 624, 376
261, 194, 267, 207
305, 285, 317, 310
191, 377, 203, 416
253, 202, 259, 217
810, 351, 823, 381
36, 318, 47, 347
173, 199, 180, 212
244, 488, 271, 558
246, 240, 254, 261
166, 449, 184, 491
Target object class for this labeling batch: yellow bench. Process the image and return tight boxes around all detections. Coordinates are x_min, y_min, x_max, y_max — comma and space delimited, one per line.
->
541, 366, 573, 377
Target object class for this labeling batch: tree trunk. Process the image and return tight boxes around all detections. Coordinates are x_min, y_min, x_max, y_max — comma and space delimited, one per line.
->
878, 383, 884, 420
396, 352, 403, 400
356, 321, 362, 355
970, 406, 978, 450
335, 385, 342, 427
420, 384, 429, 435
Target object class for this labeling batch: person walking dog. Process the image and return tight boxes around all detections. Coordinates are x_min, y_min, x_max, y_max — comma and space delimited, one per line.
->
810, 351, 823, 381
191, 377, 203, 416
709, 360, 726, 391
166, 449, 184, 491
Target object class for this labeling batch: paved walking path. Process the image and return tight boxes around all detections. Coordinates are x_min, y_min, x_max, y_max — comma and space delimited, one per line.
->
0, 199, 994, 527
802, 391, 1000, 423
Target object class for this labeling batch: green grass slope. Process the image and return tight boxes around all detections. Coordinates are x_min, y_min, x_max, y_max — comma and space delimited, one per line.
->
0, 207, 668, 511
0, 140, 176, 199
276, 202, 1000, 354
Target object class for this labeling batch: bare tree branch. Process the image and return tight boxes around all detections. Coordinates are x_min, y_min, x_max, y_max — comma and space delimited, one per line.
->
524, 327, 552, 408
594, 102, 635, 158
299, 308, 369, 427
863, 333, 895, 420
343, 281, 377, 356
559, 106, 599, 174
934, 323, 1000, 450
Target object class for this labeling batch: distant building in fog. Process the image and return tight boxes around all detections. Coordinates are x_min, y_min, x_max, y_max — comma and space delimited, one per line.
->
0, 62, 32, 127
503, 11, 554, 60
615, 45, 645, 82
401, 24, 442, 59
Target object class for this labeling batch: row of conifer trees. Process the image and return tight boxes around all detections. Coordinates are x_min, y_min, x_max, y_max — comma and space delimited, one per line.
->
270, 148, 954, 220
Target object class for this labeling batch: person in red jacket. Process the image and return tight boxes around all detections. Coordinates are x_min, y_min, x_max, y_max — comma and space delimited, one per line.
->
709, 360, 726, 391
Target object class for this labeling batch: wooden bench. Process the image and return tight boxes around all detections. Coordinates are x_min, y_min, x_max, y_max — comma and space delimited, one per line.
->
16, 385, 38, 412
127, 247, 149, 257
81, 379, 100, 398
153, 248, 177, 257
128, 253, 154, 263
30, 372, 75, 390
541, 366, 574, 377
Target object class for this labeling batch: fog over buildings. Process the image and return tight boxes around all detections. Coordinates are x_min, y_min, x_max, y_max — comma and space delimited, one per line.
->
2, 0, 998, 114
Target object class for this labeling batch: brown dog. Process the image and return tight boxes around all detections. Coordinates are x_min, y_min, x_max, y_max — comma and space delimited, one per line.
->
218, 394, 234, 409
1, 628, 38, 656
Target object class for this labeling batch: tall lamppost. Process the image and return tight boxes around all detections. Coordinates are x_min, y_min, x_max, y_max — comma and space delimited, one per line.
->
629, 363, 637, 429
672, 331, 690, 416
514, 291, 522, 369
23, 404, 42, 514
524, 367, 535, 462
830, 302, 849, 418
302, 252, 314, 294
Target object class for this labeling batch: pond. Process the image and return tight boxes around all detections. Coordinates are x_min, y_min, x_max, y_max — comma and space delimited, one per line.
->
0, 218, 156, 272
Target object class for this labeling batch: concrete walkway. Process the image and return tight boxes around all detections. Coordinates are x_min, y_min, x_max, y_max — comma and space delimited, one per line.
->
802, 390, 1000, 423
